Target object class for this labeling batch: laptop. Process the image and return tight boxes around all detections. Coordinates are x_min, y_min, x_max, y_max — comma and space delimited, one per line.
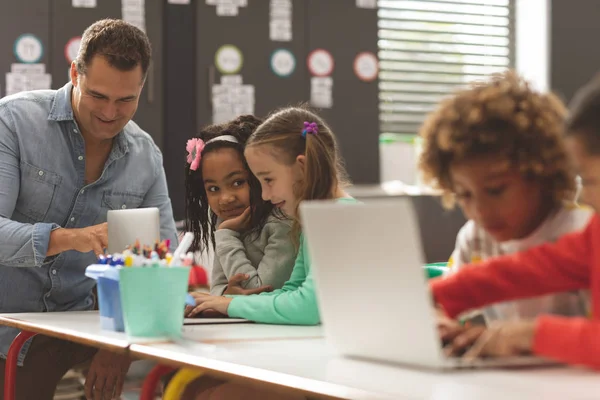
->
300, 198, 556, 369
107, 207, 160, 253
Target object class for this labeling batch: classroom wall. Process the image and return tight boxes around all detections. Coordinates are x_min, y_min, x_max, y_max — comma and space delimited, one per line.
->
164, 0, 380, 221
550, 0, 600, 103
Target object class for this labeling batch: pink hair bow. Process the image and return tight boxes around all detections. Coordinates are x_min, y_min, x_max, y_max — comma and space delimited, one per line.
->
186, 138, 205, 171
302, 121, 318, 137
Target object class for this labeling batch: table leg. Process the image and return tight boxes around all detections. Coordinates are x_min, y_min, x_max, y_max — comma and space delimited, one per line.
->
140, 364, 176, 400
4, 331, 37, 400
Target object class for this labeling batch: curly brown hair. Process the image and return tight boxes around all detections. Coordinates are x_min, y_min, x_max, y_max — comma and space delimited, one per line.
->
418, 70, 573, 208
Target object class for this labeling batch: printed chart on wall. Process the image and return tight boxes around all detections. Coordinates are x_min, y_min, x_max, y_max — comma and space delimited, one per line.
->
307, 49, 334, 108
354, 52, 379, 82
5, 64, 52, 97
356, 0, 377, 8
206, 0, 248, 16
122, 0, 146, 32
270, 0, 292, 41
212, 75, 255, 124
72, 0, 96, 7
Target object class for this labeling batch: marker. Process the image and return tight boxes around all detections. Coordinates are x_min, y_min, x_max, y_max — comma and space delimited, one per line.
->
171, 232, 194, 266
182, 252, 194, 267
185, 293, 196, 307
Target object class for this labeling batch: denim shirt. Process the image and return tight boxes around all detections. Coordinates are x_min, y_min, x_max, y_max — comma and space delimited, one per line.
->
0, 82, 178, 363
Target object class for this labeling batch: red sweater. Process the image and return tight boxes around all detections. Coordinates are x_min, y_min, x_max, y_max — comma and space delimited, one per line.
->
430, 215, 600, 369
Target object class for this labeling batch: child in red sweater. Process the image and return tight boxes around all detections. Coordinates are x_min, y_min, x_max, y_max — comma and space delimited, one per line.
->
431, 75, 600, 369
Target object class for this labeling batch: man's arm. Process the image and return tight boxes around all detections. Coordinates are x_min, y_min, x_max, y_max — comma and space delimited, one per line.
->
0, 105, 60, 266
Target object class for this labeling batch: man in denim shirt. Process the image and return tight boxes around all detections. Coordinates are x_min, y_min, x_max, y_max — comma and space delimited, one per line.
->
0, 19, 178, 399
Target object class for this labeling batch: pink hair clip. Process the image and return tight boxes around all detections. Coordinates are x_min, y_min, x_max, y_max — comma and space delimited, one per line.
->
186, 138, 205, 171
302, 121, 318, 138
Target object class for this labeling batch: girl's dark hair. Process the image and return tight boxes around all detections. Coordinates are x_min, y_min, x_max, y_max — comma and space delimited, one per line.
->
565, 75, 600, 154
184, 115, 273, 252
246, 105, 349, 245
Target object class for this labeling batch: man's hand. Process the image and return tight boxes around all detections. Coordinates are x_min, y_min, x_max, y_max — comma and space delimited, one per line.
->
85, 349, 131, 400
48, 223, 108, 257
218, 207, 251, 232
223, 273, 272, 295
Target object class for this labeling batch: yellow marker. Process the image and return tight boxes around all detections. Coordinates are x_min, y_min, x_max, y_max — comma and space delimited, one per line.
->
124, 255, 134, 267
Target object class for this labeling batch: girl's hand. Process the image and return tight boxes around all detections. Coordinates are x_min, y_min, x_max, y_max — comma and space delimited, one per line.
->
223, 273, 272, 295
218, 207, 251, 232
464, 320, 536, 359
187, 295, 233, 317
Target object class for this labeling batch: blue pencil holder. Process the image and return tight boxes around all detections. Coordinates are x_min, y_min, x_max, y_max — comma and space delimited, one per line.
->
86, 265, 125, 332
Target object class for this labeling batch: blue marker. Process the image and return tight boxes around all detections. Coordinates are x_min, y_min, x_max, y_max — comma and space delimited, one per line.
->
185, 294, 196, 307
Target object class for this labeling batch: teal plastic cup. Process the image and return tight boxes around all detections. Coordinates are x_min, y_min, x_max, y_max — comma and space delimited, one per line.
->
424, 262, 449, 279
119, 267, 190, 338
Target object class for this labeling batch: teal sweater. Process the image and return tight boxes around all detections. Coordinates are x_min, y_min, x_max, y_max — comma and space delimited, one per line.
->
227, 197, 356, 325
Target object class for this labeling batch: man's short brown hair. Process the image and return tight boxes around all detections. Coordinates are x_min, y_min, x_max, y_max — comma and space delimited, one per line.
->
75, 19, 151, 77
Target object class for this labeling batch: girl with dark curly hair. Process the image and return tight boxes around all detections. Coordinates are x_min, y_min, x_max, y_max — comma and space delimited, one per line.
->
184, 115, 295, 297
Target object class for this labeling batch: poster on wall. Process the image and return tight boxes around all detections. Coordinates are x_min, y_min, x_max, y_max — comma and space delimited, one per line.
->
356, 0, 377, 8
72, 0, 97, 7
6, 63, 52, 96
270, 49, 296, 78
206, 0, 248, 17
122, 0, 146, 32
307, 49, 334, 77
310, 77, 333, 108
215, 45, 243, 75
353, 52, 379, 82
307, 49, 334, 109
270, 0, 292, 41
64, 37, 82, 64
212, 75, 255, 124
14, 34, 44, 64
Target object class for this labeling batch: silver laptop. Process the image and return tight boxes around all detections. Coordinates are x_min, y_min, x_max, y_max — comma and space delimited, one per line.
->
107, 207, 160, 253
300, 198, 556, 369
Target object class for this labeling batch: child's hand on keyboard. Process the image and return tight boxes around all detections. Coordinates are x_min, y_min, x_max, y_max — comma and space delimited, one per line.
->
442, 323, 486, 356
463, 320, 536, 359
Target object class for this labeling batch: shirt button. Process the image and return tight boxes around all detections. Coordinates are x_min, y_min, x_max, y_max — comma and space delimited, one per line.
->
121, 205, 127, 209
70, 217, 75, 222
80, 189, 85, 194
51, 269, 57, 275
78, 156, 84, 161
73, 128, 78, 133
38, 170, 44, 176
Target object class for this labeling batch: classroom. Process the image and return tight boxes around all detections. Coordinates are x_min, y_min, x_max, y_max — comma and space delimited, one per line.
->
1, 0, 600, 399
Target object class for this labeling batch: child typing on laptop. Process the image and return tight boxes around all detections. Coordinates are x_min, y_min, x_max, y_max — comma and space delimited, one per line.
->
419, 71, 591, 354
184, 115, 296, 298
430, 74, 600, 369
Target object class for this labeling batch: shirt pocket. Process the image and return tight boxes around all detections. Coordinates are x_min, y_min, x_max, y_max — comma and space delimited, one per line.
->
94, 190, 146, 224
13, 162, 62, 222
